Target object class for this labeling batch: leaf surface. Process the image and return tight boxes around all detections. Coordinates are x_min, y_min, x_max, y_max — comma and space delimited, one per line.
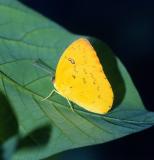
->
0, 0, 154, 159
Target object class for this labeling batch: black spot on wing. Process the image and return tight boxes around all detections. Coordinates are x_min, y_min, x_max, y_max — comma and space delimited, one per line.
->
72, 75, 76, 79
68, 57, 75, 64
82, 78, 86, 84
93, 81, 96, 85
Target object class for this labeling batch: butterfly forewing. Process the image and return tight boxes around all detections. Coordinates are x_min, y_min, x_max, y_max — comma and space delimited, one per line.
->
54, 38, 113, 114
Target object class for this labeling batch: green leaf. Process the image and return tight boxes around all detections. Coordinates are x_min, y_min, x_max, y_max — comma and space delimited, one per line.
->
0, 0, 154, 159
0, 92, 18, 160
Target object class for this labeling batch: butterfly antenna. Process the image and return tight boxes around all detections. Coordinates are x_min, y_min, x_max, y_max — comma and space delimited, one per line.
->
42, 89, 55, 101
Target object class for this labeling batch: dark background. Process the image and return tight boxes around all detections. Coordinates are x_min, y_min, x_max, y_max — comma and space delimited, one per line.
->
20, 0, 154, 160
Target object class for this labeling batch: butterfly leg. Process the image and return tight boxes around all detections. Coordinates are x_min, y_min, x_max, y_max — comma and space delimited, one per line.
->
42, 89, 55, 101
66, 98, 74, 112
54, 91, 74, 112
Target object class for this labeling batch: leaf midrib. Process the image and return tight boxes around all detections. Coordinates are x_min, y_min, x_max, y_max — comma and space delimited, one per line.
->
1, 70, 153, 126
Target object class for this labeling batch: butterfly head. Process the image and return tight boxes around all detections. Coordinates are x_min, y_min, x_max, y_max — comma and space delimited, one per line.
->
51, 76, 55, 84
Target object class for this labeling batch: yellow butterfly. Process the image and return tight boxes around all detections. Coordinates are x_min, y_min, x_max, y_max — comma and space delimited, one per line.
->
42, 38, 114, 114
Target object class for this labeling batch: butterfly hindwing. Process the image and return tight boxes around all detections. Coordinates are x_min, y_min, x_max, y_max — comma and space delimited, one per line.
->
54, 38, 113, 114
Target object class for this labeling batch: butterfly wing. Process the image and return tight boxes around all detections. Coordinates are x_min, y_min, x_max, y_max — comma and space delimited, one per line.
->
54, 38, 113, 114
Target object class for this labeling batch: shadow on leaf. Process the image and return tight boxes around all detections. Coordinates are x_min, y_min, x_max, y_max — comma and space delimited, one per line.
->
0, 91, 52, 158
0, 92, 19, 160
17, 125, 52, 149
89, 38, 126, 108
0, 92, 18, 142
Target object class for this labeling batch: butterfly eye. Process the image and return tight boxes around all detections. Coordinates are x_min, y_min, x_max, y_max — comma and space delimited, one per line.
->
51, 76, 55, 84
68, 58, 75, 64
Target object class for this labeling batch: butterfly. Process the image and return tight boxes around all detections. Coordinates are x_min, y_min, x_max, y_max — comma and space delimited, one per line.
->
42, 38, 114, 114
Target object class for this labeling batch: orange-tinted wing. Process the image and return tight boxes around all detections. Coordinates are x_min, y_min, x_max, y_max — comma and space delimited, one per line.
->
54, 38, 113, 114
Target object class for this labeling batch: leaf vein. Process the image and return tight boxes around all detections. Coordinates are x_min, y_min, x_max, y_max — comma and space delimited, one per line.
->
1, 70, 154, 125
